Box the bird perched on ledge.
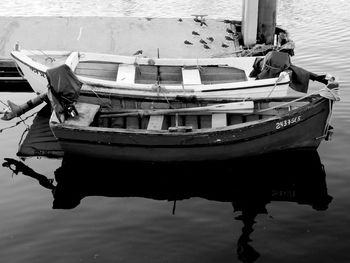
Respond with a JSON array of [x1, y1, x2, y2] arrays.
[[192, 14, 208, 27], [223, 19, 234, 24], [184, 40, 193, 45], [226, 28, 235, 34], [133, 50, 143, 56], [203, 44, 210, 49], [222, 43, 229, 48], [199, 20, 208, 27], [225, 36, 235, 41], [207, 37, 214, 42]]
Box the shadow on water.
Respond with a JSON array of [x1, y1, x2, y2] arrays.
[[2, 150, 332, 263]]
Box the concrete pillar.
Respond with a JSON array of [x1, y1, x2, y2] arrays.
[[242, 0, 278, 46], [257, 0, 277, 45], [242, 0, 259, 47]]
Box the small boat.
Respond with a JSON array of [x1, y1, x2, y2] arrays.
[[48, 76, 339, 161], [11, 49, 302, 99]]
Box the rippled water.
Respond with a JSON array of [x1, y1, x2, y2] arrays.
[[0, 0, 242, 18], [1, 0, 350, 262]]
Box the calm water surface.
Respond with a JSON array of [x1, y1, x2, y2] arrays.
[[1, 0, 350, 262]]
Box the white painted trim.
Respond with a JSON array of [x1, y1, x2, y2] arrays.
[[65, 51, 80, 71]]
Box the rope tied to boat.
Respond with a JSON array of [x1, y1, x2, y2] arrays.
[[267, 71, 289, 98], [319, 81, 340, 101], [151, 83, 171, 106], [0, 99, 9, 108], [26, 49, 56, 64], [81, 84, 112, 109], [151, 83, 169, 94], [316, 77, 339, 140], [0, 110, 38, 134], [257, 82, 340, 114]]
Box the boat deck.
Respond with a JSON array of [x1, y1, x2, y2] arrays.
[[80, 98, 310, 131], [75, 62, 248, 84]]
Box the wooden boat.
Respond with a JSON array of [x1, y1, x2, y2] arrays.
[[48, 84, 339, 162], [11, 49, 297, 99]]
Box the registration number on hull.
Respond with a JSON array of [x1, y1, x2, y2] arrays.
[[30, 66, 46, 78], [276, 116, 301, 130]]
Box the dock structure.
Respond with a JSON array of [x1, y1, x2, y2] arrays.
[[0, 0, 280, 60], [242, 0, 278, 46], [0, 16, 242, 59]]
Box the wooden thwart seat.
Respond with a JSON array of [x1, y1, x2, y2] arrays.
[[116, 64, 136, 84], [212, 113, 227, 128], [182, 68, 201, 85], [147, 115, 164, 130]]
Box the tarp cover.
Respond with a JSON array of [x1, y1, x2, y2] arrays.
[[249, 51, 314, 93], [46, 64, 82, 120]]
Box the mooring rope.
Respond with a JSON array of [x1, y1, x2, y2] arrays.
[[150, 83, 172, 107], [257, 85, 340, 114], [0, 99, 8, 108], [159, 87, 171, 107], [25, 49, 56, 65], [85, 85, 112, 109], [266, 72, 289, 98], [0, 110, 39, 134], [319, 85, 340, 101]]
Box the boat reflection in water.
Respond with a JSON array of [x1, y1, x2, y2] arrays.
[[3, 150, 332, 263]]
